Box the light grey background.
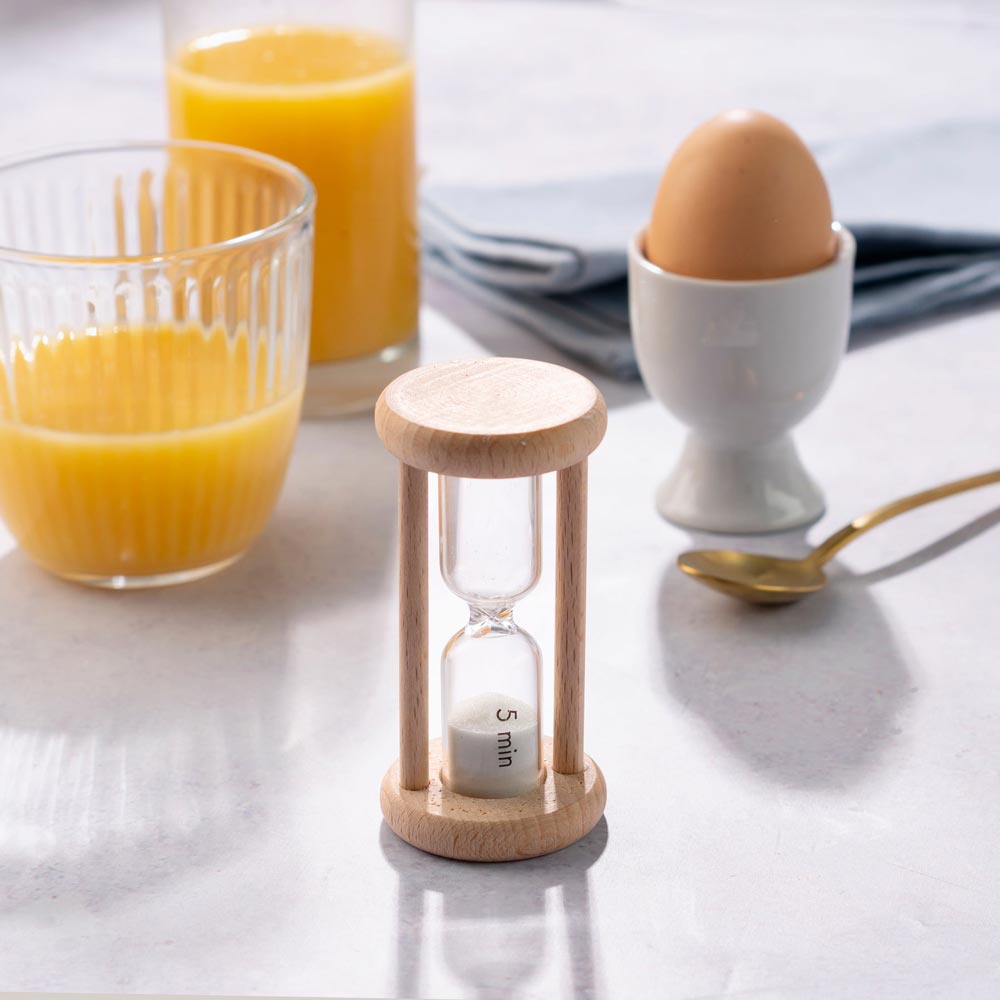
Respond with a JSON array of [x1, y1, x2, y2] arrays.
[[1, 2, 1000, 998]]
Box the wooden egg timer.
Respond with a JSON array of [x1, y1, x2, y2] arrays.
[[375, 357, 608, 862]]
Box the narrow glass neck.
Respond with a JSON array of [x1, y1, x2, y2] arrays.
[[466, 604, 517, 633]]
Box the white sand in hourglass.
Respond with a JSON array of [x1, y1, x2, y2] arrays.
[[445, 692, 540, 798]]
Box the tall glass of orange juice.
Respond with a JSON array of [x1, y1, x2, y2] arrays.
[[0, 142, 315, 588], [164, 0, 418, 417]]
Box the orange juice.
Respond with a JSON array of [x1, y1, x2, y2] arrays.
[[167, 26, 419, 365], [0, 325, 301, 583]]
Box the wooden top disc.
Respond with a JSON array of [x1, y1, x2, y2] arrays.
[[375, 358, 607, 478]]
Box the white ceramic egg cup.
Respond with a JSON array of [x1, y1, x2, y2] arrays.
[[629, 224, 855, 534]]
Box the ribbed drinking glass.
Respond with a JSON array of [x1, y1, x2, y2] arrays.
[[0, 141, 315, 588]]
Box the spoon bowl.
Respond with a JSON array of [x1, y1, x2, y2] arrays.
[[677, 550, 828, 604]]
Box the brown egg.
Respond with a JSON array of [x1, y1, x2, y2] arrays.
[[646, 109, 838, 280]]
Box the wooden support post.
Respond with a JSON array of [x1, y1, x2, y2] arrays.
[[398, 461, 429, 790], [554, 458, 587, 775]]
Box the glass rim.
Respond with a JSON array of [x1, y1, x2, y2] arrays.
[[0, 139, 317, 268]]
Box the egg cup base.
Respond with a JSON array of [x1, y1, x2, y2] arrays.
[[657, 431, 826, 534]]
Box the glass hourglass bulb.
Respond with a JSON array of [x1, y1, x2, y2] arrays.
[[439, 474, 543, 798]]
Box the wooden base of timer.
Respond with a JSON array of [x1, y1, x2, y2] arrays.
[[375, 358, 609, 863], [381, 738, 606, 862]]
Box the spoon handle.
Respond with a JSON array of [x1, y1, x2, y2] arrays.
[[811, 469, 1000, 566]]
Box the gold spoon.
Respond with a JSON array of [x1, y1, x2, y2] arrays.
[[677, 469, 1000, 605]]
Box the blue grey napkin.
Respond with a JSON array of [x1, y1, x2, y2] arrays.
[[421, 122, 1000, 379]]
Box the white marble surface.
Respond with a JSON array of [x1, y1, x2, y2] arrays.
[[2, 2, 1000, 998]]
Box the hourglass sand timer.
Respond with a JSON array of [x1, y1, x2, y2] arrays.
[[376, 358, 607, 862]]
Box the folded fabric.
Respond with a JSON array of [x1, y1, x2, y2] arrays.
[[420, 174, 653, 295], [421, 121, 1000, 378]]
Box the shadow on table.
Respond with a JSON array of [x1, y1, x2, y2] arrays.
[[658, 497, 1000, 788], [0, 416, 396, 915], [843, 503, 1000, 587], [656, 529, 914, 790], [380, 818, 608, 1000]]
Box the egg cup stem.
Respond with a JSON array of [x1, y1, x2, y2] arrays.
[[657, 431, 825, 534]]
